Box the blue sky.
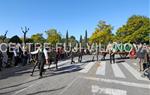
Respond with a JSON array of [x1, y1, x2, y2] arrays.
[[0, 0, 149, 40]]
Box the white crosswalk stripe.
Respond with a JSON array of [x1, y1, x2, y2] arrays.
[[96, 61, 106, 75], [121, 62, 148, 81], [111, 63, 126, 78], [78, 60, 148, 81], [79, 62, 95, 73]]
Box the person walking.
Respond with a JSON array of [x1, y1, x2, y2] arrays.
[[13, 47, 19, 66], [71, 47, 75, 64], [30, 46, 48, 79], [107, 42, 116, 64], [137, 43, 148, 72], [0, 51, 3, 71], [78, 48, 83, 63]]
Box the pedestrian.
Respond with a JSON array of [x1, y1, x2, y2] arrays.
[[71, 47, 75, 64], [2, 52, 8, 68], [13, 47, 19, 66], [55, 48, 59, 69], [78, 48, 83, 63], [22, 51, 28, 66], [107, 42, 116, 64], [137, 43, 148, 72], [142, 44, 149, 70], [96, 46, 99, 61], [0, 50, 3, 71], [30, 45, 48, 79]]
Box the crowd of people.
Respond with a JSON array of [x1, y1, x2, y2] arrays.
[[0, 42, 150, 79]]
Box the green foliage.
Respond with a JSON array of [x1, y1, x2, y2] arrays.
[[89, 20, 113, 44], [116, 15, 150, 43], [69, 35, 77, 47], [66, 30, 69, 45], [31, 33, 45, 43], [80, 35, 82, 43], [85, 30, 88, 43], [0, 31, 9, 43], [45, 29, 61, 44], [9, 35, 22, 43], [21, 37, 34, 43]]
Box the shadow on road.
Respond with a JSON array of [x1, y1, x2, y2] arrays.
[[0, 87, 27, 95], [45, 64, 82, 77], [26, 86, 66, 95], [0, 78, 39, 91], [0, 64, 34, 80]]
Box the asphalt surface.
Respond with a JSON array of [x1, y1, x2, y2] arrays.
[[0, 55, 150, 95]]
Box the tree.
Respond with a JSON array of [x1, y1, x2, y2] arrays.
[[85, 30, 88, 43], [82, 30, 88, 48], [69, 35, 77, 47], [89, 20, 113, 44], [80, 35, 82, 43], [9, 35, 22, 43], [31, 33, 45, 43], [45, 29, 61, 44], [116, 15, 150, 43], [21, 26, 29, 44], [66, 30, 69, 46], [0, 30, 8, 43]]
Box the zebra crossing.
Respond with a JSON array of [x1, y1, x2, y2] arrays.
[[96, 61, 106, 76], [111, 63, 126, 78], [79, 62, 95, 73], [78, 61, 149, 81]]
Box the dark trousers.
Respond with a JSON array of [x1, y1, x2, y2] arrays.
[[0, 59, 2, 71], [110, 54, 115, 64], [78, 55, 82, 62], [31, 61, 39, 76], [22, 58, 28, 66], [54, 59, 58, 69], [101, 53, 106, 60], [39, 61, 45, 77], [96, 54, 99, 61], [14, 56, 19, 66], [71, 55, 75, 64], [48, 58, 58, 70]]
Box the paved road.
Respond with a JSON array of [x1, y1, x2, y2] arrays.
[[0, 55, 150, 95]]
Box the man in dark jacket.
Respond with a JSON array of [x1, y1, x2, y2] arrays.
[[0, 51, 3, 71], [30, 46, 48, 79]]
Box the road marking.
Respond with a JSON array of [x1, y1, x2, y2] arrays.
[[121, 62, 148, 81], [96, 61, 106, 75], [92, 85, 127, 95], [83, 76, 150, 89], [111, 63, 126, 78], [79, 62, 95, 73]]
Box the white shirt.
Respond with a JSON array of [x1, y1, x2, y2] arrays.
[[31, 48, 48, 60], [13, 49, 17, 57]]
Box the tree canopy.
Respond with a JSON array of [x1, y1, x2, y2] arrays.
[[45, 29, 61, 44], [116, 15, 150, 43], [89, 21, 113, 44], [31, 33, 45, 43]]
